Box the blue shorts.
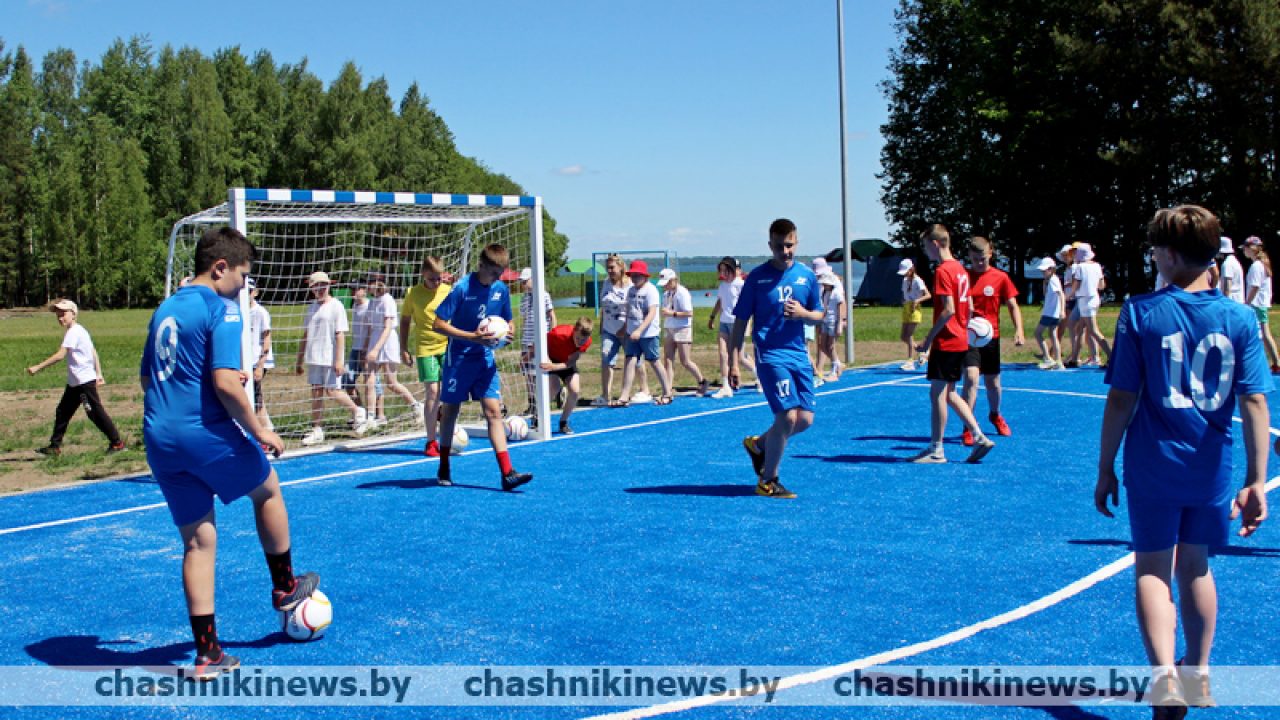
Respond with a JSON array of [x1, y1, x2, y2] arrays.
[[601, 330, 625, 366], [1126, 491, 1232, 552], [625, 335, 661, 361], [755, 360, 817, 415], [151, 435, 272, 527], [719, 321, 734, 336], [1038, 316, 1060, 329], [441, 357, 501, 403]]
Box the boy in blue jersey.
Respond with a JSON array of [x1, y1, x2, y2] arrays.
[[1096, 206, 1269, 716], [728, 219, 824, 499], [432, 243, 532, 491], [140, 228, 319, 680]]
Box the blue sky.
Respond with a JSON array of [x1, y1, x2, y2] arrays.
[[9, 0, 901, 260]]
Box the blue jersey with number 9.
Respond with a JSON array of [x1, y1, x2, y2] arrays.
[[1106, 286, 1271, 504]]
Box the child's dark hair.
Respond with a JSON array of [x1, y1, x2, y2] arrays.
[[921, 224, 951, 248], [1147, 205, 1220, 267], [480, 244, 510, 269], [769, 219, 796, 240], [195, 227, 258, 274]]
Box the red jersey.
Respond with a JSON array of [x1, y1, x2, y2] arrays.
[[932, 258, 970, 352], [546, 324, 592, 363], [967, 267, 1018, 338]]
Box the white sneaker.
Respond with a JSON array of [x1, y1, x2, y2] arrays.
[[916, 354, 928, 367], [899, 361, 916, 371], [371, 416, 388, 429], [813, 376, 826, 387], [351, 408, 369, 437], [711, 386, 733, 399], [411, 402, 425, 425], [590, 395, 609, 407], [300, 427, 325, 446], [631, 392, 653, 404], [908, 448, 947, 464], [831, 360, 843, 377], [1038, 360, 1056, 370]]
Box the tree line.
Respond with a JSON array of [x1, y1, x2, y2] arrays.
[[880, 0, 1280, 296], [0, 36, 569, 309]]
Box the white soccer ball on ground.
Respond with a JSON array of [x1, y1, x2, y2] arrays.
[[282, 589, 332, 641], [451, 426, 469, 454], [967, 316, 994, 348], [504, 415, 529, 441], [478, 316, 510, 348]]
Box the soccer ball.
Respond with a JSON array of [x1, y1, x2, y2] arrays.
[[282, 590, 332, 641], [967, 316, 994, 348], [504, 415, 529, 441], [451, 427, 469, 455], [479, 316, 510, 348]]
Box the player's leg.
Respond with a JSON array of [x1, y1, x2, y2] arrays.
[[382, 362, 416, 405], [662, 333, 677, 388], [521, 345, 537, 414], [177, 510, 228, 675], [677, 338, 706, 392], [436, 402, 461, 483], [1174, 543, 1216, 670], [1034, 322, 1049, 360], [246, 469, 320, 609], [762, 408, 815, 484], [1134, 548, 1181, 672], [77, 382, 123, 447], [616, 348, 638, 405], [45, 384, 80, 451], [648, 338, 673, 401], [599, 331, 618, 404], [482, 384, 532, 490], [560, 371, 581, 432], [1260, 311, 1280, 367], [945, 377, 995, 462], [1049, 324, 1062, 366], [420, 355, 443, 454]]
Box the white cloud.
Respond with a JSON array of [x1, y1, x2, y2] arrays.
[[28, 0, 69, 16], [554, 164, 586, 176]]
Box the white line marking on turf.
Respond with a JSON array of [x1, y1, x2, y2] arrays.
[[583, 473, 1280, 720], [0, 374, 920, 536]]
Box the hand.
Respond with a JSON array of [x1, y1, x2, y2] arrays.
[[238, 371, 248, 386], [1014, 331, 1026, 347], [728, 364, 740, 390], [630, 330, 641, 341], [26, 366, 37, 376], [707, 319, 715, 330], [1231, 483, 1268, 537], [401, 351, 412, 365], [915, 341, 930, 353], [366, 351, 377, 365], [539, 362, 556, 372], [1094, 467, 1120, 518], [258, 430, 285, 459], [96, 377, 105, 387], [661, 308, 673, 317], [783, 298, 802, 319], [295, 362, 303, 376], [333, 362, 345, 376], [253, 367, 265, 382]]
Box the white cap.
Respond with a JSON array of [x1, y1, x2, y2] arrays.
[[1075, 243, 1094, 262], [1035, 257, 1056, 272], [1055, 244, 1074, 262], [896, 258, 914, 275], [812, 257, 831, 275], [246, 276, 257, 291], [518, 267, 532, 282], [306, 271, 331, 287], [51, 298, 78, 314], [1219, 236, 1234, 254], [657, 268, 678, 284], [819, 272, 839, 286]]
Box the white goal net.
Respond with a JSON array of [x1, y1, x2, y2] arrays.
[[166, 188, 551, 452]]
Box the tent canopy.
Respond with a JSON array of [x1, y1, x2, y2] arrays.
[[824, 238, 897, 263], [564, 258, 606, 275]]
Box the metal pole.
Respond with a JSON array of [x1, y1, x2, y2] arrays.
[[837, 0, 855, 365]]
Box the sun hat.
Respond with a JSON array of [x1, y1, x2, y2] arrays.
[[1035, 257, 1056, 272], [626, 260, 650, 277], [896, 258, 914, 275], [307, 271, 332, 287], [1219, 236, 1234, 254], [51, 299, 78, 314]]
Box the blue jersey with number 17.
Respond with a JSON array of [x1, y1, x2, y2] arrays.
[[1106, 286, 1271, 505], [140, 285, 252, 471], [733, 260, 821, 369]]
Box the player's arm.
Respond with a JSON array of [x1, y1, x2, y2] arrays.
[[254, 329, 271, 380], [368, 315, 393, 363], [708, 299, 721, 329], [295, 327, 308, 374], [399, 316, 412, 365], [916, 284, 931, 306], [93, 348, 106, 385], [333, 330, 345, 375], [213, 368, 283, 456], [727, 315, 750, 384], [432, 317, 489, 344], [634, 304, 658, 340], [1005, 297, 1025, 346], [1233, 392, 1270, 537], [1094, 387, 1138, 518], [26, 346, 67, 375], [918, 294, 954, 352]]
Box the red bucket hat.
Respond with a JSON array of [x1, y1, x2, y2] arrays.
[[626, 260, 650, 277]]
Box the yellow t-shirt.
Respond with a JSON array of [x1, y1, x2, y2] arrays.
[[402, 282, 452, 357]]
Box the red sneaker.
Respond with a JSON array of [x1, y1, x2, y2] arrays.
[[991, 415, 1012, 437], [961, 428, 974, 447], [424, 440, 440, 457]]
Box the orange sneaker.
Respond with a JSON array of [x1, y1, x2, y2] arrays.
[[424, 440, 441, 457], [991, 415, 1012, 437], [961, 429, 974, 446]]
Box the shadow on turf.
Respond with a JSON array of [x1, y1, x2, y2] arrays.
[[625, 484, 758, 497], [356, 478, 518, 493], [1069, 539, 1280, 558], [794, 453, 903, 464], [25, 633, 291, 670]]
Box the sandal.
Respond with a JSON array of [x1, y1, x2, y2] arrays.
[[697, 379, 710, 397], [655, 395, 674, 406], [609, 398, 630, 408]]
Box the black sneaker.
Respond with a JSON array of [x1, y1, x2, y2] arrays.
[[107, 441, 126, 454], [501, 470, 533, 491], [742, 436, 765, 477], [35, 445, 61, 457], [558, 422, 574, 435], [436, 465, 452, 486], [192, 651, 240, 681], [271, 571, 320, 612], [755, 478, 796, 499]]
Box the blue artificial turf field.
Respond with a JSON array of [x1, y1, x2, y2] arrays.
[[1, 363, 1277, 719]]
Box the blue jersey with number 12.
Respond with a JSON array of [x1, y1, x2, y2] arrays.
[[733, 260, 821, 369], [1106, 286, 1271, 504], [140, 285, 250, 470]]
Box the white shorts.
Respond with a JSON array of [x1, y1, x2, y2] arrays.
[[667, 327, 693, 344], [1078, 297, 1101, 318], [307, 364, 342, 390]]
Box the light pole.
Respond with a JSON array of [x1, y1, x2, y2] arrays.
[[836, 0, 855, 364]]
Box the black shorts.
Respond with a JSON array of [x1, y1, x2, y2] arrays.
[[926, 349, 966, 382], [963, 340, 1002, 375], [550, 366, 578, 383]]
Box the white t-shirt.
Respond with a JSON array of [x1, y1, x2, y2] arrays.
[[716, 277, 744, 324], [1220, 255, 1245, 303], [304, 297, 349, 366], [1041, 275, 1064, 320], [520, 290, 554, 345], [371, 293, 400, 363], [351, 299, 377, 355], [1247, 260, 1272, 308], [250, 302, 274, 369], [1064, 264, 1079, 299], [663, 286, 694, 330], [600, 281, 629, 335], [625, 281, 662, 338], [1075, 261, 1104, 300], [821, 283, 846, 325], [61, 323, 98, 386], [902, 275, 928, 303]]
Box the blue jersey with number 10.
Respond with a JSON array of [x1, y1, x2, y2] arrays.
[[140, 285, 250, 470], [732, 260, 821, 369], [1106, 286, 1271, 504]]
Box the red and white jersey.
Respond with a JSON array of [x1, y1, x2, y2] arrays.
[[932, 259, 970, 352], [968, 267, 1018, 338]]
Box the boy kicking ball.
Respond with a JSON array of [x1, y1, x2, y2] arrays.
[[432, 244, 533, 491], [141, 227, 319, 679], [1096, 205, 1269, 718]]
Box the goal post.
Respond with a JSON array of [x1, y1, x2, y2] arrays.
[[166, 188, 553, 452]]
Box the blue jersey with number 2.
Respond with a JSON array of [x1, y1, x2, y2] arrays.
[[733, 261, 821, 369], [1106, 286, 1271, 504], [140, 285, 249, 470], [435, 274, 512, 366]]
